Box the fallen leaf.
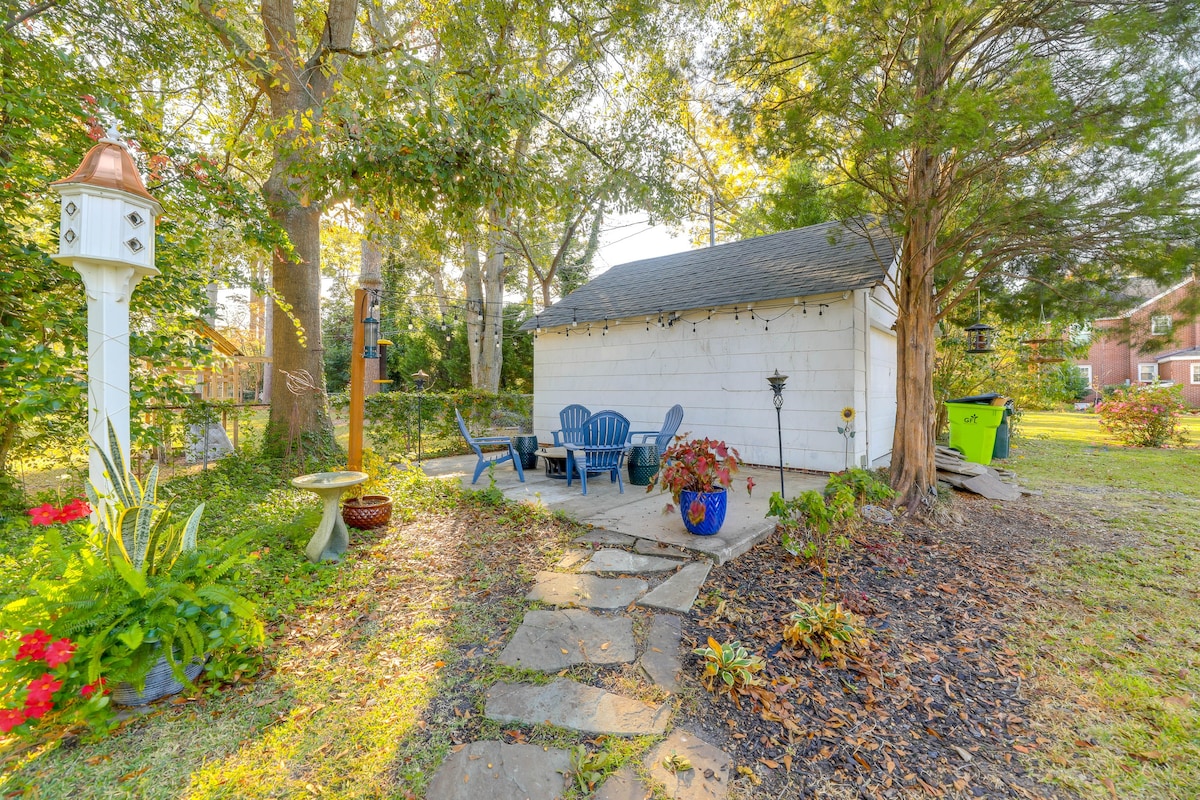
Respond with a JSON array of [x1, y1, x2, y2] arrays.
[[1101, 777, 1117, 799], [600, 642, 610, 651], [1163, 696, 1190, 710], [759, 758, 779, 769]]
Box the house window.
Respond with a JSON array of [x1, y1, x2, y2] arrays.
[[1138, 363, 1158, 383], [1151, 315, 1172, 335], [1077, 365, 1093, 386], [1192, 363, 1200, 385]]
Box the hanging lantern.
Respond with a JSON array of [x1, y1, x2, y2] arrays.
[[965, 321, 995, 353]]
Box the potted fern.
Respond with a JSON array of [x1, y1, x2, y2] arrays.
[[12, 423, 262, 706]]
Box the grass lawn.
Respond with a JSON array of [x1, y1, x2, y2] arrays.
[[1009, 411, 1200, 799]]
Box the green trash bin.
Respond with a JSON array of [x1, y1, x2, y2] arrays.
[[944, 401, 1007, 465], [992, 404, 1014, 460]]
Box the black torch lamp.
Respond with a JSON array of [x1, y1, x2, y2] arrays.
[[413, 369, 430, 466], [767, 369, 788, 499]]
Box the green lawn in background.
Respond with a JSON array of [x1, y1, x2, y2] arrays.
[[1006, 412, 1200, 800]]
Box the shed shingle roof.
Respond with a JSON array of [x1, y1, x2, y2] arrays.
[[521, 218, 896, 331]]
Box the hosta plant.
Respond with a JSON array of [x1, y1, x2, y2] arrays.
[[694, 636, 764, 695], [783, 599, 870, 668]]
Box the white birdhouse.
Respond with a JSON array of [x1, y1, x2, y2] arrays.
[[49, 133, 161, 497], [51, 134, 162, 275]]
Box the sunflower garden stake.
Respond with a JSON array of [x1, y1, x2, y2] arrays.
[[838, 407, 856, 470]]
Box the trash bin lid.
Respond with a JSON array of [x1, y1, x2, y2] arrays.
[[946, 393, 1004, 404]]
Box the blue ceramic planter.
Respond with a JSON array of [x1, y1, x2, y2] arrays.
[[679, 489, 727, 535]]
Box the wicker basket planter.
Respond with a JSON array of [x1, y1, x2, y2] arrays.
[[342, 495, 394, 529], [112, 654, 205, 706]]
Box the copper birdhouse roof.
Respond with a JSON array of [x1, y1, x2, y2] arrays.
[[51, 139, 157, 203]]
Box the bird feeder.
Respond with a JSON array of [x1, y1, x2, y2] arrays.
[[50, 132, 161, 494], [965, 321, 995, 353]]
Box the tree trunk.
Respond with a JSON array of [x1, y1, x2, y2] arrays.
[[263, 198, 335, 457], [463, 236, 485, 387], [889, 18, 945, 512], [478, 205, 507, 391]]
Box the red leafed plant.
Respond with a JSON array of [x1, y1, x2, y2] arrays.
[[650, 437, 755, 524]]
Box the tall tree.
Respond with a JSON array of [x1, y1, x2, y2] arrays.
[[728, 0, 1200, 511], [194, 0, 361, 456]]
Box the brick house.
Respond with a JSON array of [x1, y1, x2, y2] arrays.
[[1076, 277, 1200, 406]]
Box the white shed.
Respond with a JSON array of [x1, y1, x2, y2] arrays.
[[520, 219, 899, 473]]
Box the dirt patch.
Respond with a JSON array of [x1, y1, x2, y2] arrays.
[[676, 494, 1098, 800]]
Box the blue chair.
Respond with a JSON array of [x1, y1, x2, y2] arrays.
[[565, 410, 631, 495], [455, 409, 526, 485], [629, 404, 684, 452], [552, 404, 591, 446]]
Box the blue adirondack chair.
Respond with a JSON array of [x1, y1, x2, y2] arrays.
[[565, 410, 631, 495], [455, 408, 526, 485], [552, 404, 591, 446], [629, 404, 685, 452]]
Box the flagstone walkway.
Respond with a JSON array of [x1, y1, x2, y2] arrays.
[[425, 529, 734, 800]]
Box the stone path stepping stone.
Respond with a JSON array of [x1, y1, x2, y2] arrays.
[[637, 613, 682, 693], [486, 679, 670, 736], [594, 764, 651, 800], [425, 740, 570, 800], [634, 539, 692, 559], [637, 561, 712, 613], [644, 729, 732, 800], [574, 529, 637, 546], [499, 609, 634, 671], [554, 548, 593, 570], [580, 549, 682, 575], [528, 571, 648, 609]]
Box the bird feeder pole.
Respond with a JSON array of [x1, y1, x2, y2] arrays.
[[50, 131, 161, 495]]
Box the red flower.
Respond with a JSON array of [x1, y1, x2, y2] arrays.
[[15, 630, 50, 662], [56, 499, 91, 523], [22, 699, 52, 720], [80, 679, 105, 699], [0, 709, 26, 733], [26, 674, 62, 704], [43, 638, 75, 668], [27, 504, 59, 526]]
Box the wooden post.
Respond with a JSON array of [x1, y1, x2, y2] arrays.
[[349, 288, 367, 471]]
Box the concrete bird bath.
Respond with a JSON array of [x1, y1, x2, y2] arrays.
[[291, 471, 369, 563]]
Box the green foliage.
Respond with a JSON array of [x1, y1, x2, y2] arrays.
[[782, 599, 870, 668], [3, 429, 262, 707], [568, 744, 623, 793], [694, 636, 764, 696], [1097, 384, 1188, 448], [84, 422, 202, 576], [824, 468, 896, 508], [769, 489, 853, 572]]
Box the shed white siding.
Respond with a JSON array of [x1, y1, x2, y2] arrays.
[[532, 290, 896, 473]]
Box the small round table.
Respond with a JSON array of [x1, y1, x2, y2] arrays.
[[291, 471, 368, 563], [627, 444, 660, 486]]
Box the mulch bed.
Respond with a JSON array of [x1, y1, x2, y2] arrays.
[[676, 494, 1079, 800]]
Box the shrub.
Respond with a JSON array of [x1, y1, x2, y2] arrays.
[[694, 636, 764, 695], [783, 599, 870, 668], [1096, 384, 1188, 447], [769, 489, 855, 572], [824, 468, 895, 507]]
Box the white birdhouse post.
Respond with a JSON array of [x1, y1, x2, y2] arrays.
[[50, 134, 161, 495]]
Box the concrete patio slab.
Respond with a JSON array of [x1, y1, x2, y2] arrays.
[[420, 454, 827, 564]]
